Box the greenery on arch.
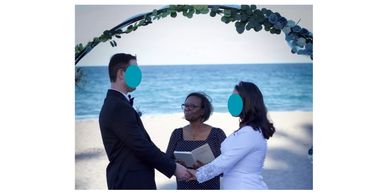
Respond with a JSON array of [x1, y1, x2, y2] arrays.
[[75, 5, 313, 83]]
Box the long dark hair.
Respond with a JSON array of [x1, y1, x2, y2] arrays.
[[235, 81, 275, 139]]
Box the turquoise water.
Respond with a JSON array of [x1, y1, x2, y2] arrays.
[[75, 63, 312, 119]]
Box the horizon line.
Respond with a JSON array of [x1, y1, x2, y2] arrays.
[[77, 62, 313, 67]]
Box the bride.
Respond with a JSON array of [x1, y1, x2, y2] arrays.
[[187, 81, 276, 189]]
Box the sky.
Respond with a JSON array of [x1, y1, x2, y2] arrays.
[[75, 5, 313, 66]]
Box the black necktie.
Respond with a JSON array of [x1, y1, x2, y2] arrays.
[[128, 95, 141, 116]]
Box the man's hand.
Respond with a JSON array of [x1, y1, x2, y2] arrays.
[[186, 169, 197, 181], [174, 163, 191, 181]]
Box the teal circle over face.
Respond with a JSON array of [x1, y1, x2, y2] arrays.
[[125, 65, 142, 88], [228, 93, 243, 117]]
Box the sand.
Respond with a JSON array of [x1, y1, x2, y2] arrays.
[[75, 112, 313, 189]]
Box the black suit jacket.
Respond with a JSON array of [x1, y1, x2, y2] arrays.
[[99, 90, 176, 189]]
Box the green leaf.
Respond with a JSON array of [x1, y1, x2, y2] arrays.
[[193, 5, 202, 10], [103, 30, 111, 37], [169, 5, 177, 10], [201, 8, 209, 14], [211, 6, 219, 12], [236, 26, 245, 34], [126, 25, 134, 33], [221, 16, 229, 23], [263, 20, 272, 28], [235, 21, 247, 33], [246, 18, 259, 31], [193, 5, 208, 14], [240, 12, 248, 22], [254, 25, 263, 32], [99, 34, 109, 42], [245, 7, 253, 15], [254, 10, 265, 23], [246, 23, 253, 31], [263, 8, 273, 17], [188, 8, 195, 16], [138, 19, 145, 26], [241, 5, 250, 11], [170, 11, 177, 18], [234, 13, 241, 20], [224, 9, 231, 17], [161, 11, 169, 18], [183, 5, 191, 11], [152, 9, 158, 17], [270, 28, 281, 34], [175, 5, 185, 12]]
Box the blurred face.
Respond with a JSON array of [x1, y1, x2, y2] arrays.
[[119, 59, 137, 93], [183, 96, 204, 122]]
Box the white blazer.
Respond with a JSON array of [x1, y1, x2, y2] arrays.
[[197, 126, 268, 189]]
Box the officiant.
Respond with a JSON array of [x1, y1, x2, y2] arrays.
[[166, 92, 226, 190]]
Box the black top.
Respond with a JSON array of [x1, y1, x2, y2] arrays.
[[99, 90, 176, 189], [166, 127, 227, 190]]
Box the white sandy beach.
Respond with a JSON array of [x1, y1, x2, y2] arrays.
[[75, 111, 313, 189]]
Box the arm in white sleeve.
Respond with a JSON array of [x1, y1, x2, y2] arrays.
[[196, 128, 256, 183]]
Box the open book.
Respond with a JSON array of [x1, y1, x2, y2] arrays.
[[173, 143, 215, 168]]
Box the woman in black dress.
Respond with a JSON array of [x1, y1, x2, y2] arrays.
[[166, 92, 226, 190]]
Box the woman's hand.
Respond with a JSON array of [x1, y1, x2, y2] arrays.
[[192, 160, 205, 170], [186, 169, 197, 181]]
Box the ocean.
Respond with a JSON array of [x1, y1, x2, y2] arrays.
[[75, 63, 312, 120]]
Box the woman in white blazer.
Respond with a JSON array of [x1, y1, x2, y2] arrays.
[[187, 81, 276, 189]]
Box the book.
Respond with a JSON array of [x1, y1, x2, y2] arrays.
[[173, 143, 215, 168]]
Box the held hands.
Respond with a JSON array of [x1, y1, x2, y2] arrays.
[[174, 162, 200, 182], [186, 169, 197, 181], [174, 160, 204, 181], [175, 163, 193, 181]]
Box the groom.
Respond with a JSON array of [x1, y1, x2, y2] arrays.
[[99, 53, 189, 189]]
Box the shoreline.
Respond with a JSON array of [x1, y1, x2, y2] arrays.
[[75, 110, 313, 121]]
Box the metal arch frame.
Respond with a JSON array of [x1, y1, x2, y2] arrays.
[[75, 5, 241, 65]]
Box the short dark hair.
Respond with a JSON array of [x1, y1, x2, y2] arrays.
[[108, 53, 137, 82], [235, 81, 276, 139], [185, 92, 213, 122]]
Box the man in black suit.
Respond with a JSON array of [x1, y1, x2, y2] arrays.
[[99, 53, 189, 189]]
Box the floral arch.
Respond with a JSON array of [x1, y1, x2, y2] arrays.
[[75, 5, 313, 82]]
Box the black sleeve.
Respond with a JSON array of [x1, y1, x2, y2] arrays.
[[166, 129, 179, 160], [214, 128, 227, 157], [111, 105, 176, 178]]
